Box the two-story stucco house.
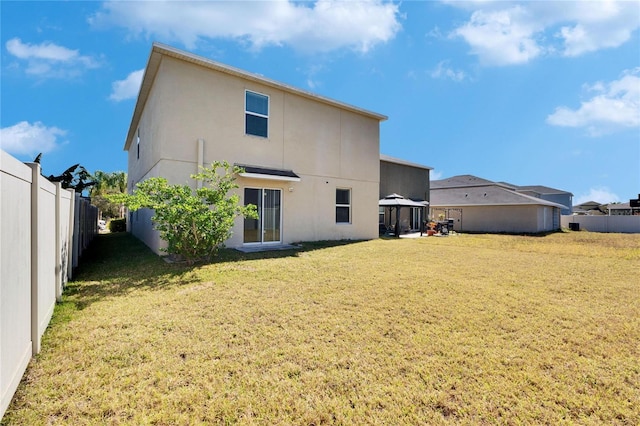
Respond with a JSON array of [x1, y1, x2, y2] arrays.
[[124, 43, 387, 253]]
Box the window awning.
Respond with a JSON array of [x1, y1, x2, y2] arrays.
[[235, 164, 301, 182]]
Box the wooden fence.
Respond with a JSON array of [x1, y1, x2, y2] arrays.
[[1, 150, 98, 419]]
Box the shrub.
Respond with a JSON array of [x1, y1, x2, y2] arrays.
[[109, 161, 257, 263], [109, 218, 126, 233]]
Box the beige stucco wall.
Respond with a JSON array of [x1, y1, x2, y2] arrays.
[[430, 205, 558, 233], [127, 56, 381, 252]]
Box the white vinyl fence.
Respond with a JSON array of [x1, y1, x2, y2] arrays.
[[562, 215, 640, 233], [1, 150, 98, 419]]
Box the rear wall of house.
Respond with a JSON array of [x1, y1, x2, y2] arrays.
[[127, 56, 380, 252]]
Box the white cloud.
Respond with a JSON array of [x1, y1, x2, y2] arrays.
[[430, 60, 466, 81], [5, 38, 101, 78], [448, 1, 640, 66], [452, 6, 543, 66], [547, 68, 640, 136], [556, 1, 640, 57], [575, 186, 620, 205], [430, 170, 443, 181], [109, 69, 144, 101], [89, 0, 401, 53], [0, 121, 67, 156]]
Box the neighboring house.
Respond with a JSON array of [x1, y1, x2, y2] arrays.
[[430, 175, 566, 233], [607, 202, 640, 215], [572, 201, 606, 215], [379, 155, 432, 233], [499, 182, 573, 215], [124, 43, 387, 253]]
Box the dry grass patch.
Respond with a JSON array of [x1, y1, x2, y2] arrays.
[[3, 232, 639, 425]]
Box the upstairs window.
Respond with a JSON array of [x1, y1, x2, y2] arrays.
[[336, 188, 351, 224], [136, 128, 140, 159], [245, 90, 269, 138]]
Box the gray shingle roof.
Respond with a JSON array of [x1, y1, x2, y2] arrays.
[[430, 175, 496, 189], [430, 184, 567, 208], [432, 175, 572, 208], [515, 185, 573, 196]]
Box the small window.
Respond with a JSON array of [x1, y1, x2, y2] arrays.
[[136, 128, 140, 160], [336, 188, 351, 224], [245, 90, 269, 138]]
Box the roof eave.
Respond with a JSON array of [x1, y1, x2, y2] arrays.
[[380, 154, 433, 170], [123, 47, 162, 151]]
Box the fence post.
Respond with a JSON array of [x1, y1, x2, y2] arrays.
[[27, 163, 41, 355], [55, 182, 63, 303], [67, 190, 75, 280], [72, 193, 80, 271]]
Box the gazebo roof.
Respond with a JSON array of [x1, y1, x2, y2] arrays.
[[379, 194, 428, 207]]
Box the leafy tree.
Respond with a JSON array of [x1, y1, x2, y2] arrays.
[[90, 171, 128, 219], [110, 162, 257, 263]]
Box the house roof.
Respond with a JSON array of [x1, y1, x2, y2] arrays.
[[124, 43, 388, 150], [512, 185, 573, 196], [434, 175, 573, 199], [574, 201, 602, 209], [430, 184, 568, 209], [431, 175, 497, 189], [380, 154, 433, 171], [608, 202, 632, 210]]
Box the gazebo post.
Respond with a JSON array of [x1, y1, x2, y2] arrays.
[[395, 206, 401, 237]]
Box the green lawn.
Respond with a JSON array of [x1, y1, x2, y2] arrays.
[[3, 231, 639, 425]]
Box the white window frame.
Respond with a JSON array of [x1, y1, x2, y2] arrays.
[[136, 128, 140, 160], [336, 188, 351, 224], [245, 90, 269, 138]]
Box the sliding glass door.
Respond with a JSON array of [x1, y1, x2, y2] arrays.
[[244, 188, 281, 244]]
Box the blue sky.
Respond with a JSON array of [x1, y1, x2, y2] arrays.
[[1, 1, 639, 205]]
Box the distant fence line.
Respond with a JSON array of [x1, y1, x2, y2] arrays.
[[561, 215, 640, 234], [1, 150, 98, 419]]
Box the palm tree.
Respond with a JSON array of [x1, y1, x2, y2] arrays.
[[109, 172, 127, 218], [90, 170, 110, 198], [90, 171, 128, 219]]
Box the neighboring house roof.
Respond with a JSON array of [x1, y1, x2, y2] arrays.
[[574, 201, 602, 210], [496, 181, 518, 190], [380, 154, 433, 171], [498, 182, 573, 196], [432, 175, 572, 210], [431, 175, 496, 189], [430, 185, 567, 209], [513, 185, 573, 196], [608, 202, 632, 210], [124, 42, 388, 150]]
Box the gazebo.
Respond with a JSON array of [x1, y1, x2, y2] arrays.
[[379, 193, 429, 236]]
